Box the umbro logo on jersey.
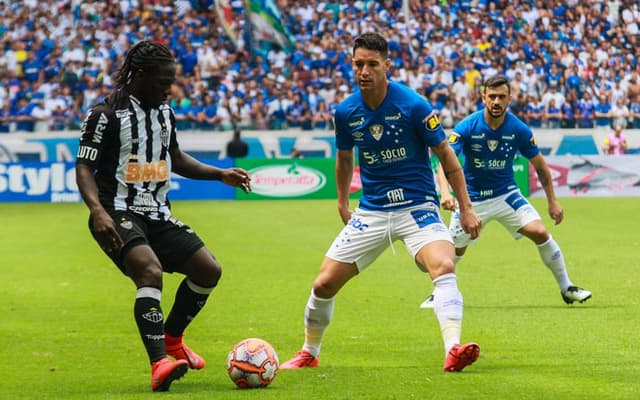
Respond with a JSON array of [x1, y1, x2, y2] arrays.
[[369, 124, 384, 141], [352, 131, 365, 141]]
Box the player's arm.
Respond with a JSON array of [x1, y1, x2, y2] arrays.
[[435, 162, 456, 211], [335, 148, 354, 225], [431, 139, 481, 239], [529, 153, 563, 225], [170, 146, 251, 193], [75, 106, 124, 253]]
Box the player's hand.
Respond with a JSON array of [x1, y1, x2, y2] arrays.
[[548, 200, 564, 225], [337, 202, 352, 225], [91, 209, 124, 253], [459, 208, 481, 240], [222, 168, 252, 193], [440, 192, 457, 211]]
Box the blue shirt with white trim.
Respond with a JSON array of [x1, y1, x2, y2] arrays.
[[334, 81, 445, 211], [448, 110, 539, 201]]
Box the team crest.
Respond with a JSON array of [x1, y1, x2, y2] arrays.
[[369, 124, 384, 141], [120, 219, 133, 230], [487, 139, 499, 152]]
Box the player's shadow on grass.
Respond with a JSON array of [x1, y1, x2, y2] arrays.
[[464, 304, 601, 309], [170, 381, 284, 394]]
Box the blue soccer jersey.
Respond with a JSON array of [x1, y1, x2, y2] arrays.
[[334, 81, 445, 211], [448, 110, 540, 201]]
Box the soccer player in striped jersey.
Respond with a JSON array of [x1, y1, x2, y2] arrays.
[[280, 32, 482, 373], [75, 40, 251, 392]]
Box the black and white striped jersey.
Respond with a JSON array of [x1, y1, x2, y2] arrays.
[[77, 95, 179, 221]]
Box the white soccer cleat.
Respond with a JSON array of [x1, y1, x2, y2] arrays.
[[561, 286, 592, 304], [419, 293, 435, 309]]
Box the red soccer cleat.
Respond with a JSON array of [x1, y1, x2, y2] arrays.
[[151, 358, 188, 392], [165, 334, 206, 370], [280, 350, 319, 369], [444, 342, 480, 372]]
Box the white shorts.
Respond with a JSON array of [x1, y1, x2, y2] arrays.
[[449, 189, 541, 248], [325, 203, 453, 271]]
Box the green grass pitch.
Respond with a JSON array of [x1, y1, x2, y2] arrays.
[[1, 198, 638, 399]]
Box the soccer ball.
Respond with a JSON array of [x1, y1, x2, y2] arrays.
[[227, 338, 279, 389]]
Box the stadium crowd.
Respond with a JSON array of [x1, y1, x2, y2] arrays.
[[2, 0, 640, 134]]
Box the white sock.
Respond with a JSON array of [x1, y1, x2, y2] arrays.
[[432, 273, 463, 354], [454, 255, 463, 265], [302, 289, 335, 357], [537, 236, 573, 290]]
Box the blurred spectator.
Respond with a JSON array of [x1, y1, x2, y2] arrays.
[[594, 94, 613, 128], [198, 94, 221, 131], [603, 124, 628, 155], [544, 98, 562, 129], [611, 97, 630, 129], [577, 92, 596, 129], [226, 128, 249, 158], [1, 0, 640, 133], [312, 98, 333, 130], [630, 94, 640, 129], [526, 94, 545, 128], [561, 91, 578, 129], [509, 92, 528, 123]]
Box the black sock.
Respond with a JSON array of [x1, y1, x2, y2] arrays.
[[164, 278, 212, 338], [134, 288, 165, 363]]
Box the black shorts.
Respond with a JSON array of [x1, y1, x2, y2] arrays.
[[89, 210, 205, 275]]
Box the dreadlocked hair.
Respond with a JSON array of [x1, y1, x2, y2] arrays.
[[107, 40, 175, 106]]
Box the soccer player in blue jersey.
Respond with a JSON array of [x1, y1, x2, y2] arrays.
[[280, 32, 482, 373], [420, 75, 591, 309]]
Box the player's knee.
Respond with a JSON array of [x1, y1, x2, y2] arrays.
[[185, 248, 222, 287], [430, 257, 456, 278], [523, 227, 549, 244], [194, 259, 221, 288], [128, 261, 163, 288], [312, 278, 340, 298], [207, 260, 222, 285]]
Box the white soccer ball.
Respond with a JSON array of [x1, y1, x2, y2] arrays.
[[227, 338, 279, 389]]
